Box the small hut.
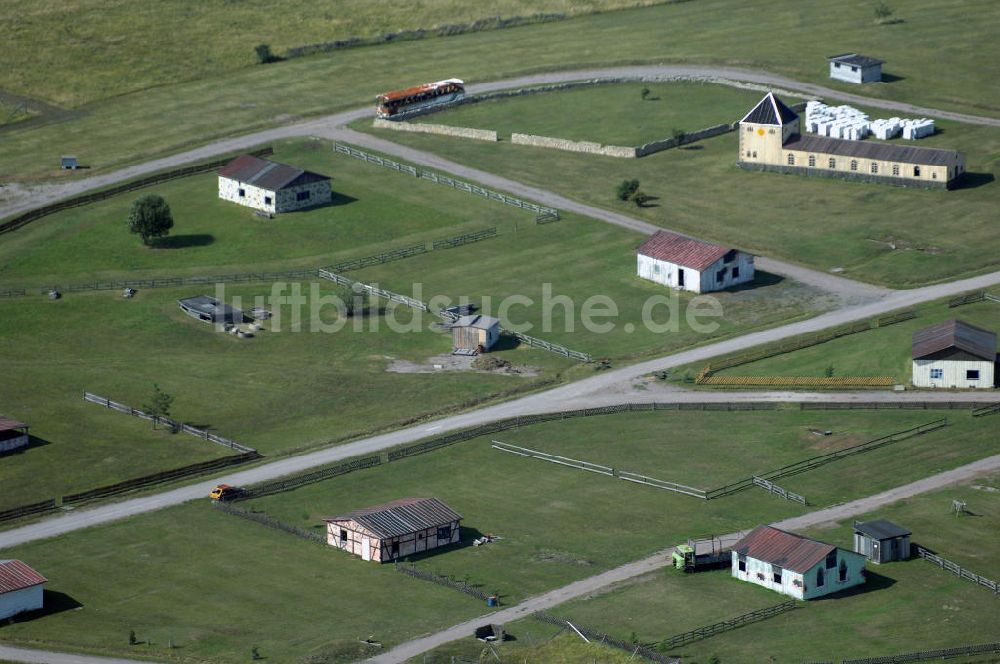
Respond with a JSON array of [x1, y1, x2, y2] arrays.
[[451, 314, 500, 354], [324, 497, 462, 563], [60, 155, 78, 170], [178, 295, 244, 325], [853, 519, 911, 564], [0, 417, 29, 454]]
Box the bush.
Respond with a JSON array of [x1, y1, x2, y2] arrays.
[[616, 179, 640, 201], [874, 1, 893, 20], [254, 44, 279, 64]]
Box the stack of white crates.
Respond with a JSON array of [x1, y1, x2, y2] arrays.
[[804, 101, 934, 141]]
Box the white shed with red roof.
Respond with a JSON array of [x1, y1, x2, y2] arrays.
[[0, 560, 46, 619], [636, 230, 754, 293]]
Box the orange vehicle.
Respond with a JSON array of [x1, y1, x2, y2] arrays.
[[209, 484, 244, 501]]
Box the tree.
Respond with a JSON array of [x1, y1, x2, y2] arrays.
[[142, 383, 174, 430], [874, 1, 893, 21], [672, 128, 686, 145], [127, 194, 173, 246], [336, 283, 370, 317], [616, 178, 640, 201], [640, 87, 651, 101], [254, 44, 277, 64], [824, 364, 836, 377], [633, 190, 650, 207]]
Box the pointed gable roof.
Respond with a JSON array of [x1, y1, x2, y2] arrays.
[[740, 92, 799, 126], [325, 498, 462, 539], [636, 230, 738, 271], [911, 319, 997, 361], [0, 560, 47, 594], [734, 526, 837, 573], [218, 155, 329, 191]]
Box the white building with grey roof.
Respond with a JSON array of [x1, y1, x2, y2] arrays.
[[218, 154, 332, 214], [828, 53, 883, 84], [324, 497, 462, 563]]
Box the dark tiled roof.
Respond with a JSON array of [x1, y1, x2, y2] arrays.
[[783, 134, 962, 167], [911, 319, 997, 361], [636, 230, 740, 271], [740, 92, 799, 126], [0, 560, 47, 594], [218, 155, 328, 191], [0, 416, 27, 432], [734, 526, 836, 573], [854, 519, 911, 540], [178, 295, 243, 324], [828, 53, 884, 68], [326, 498, 462, 539]]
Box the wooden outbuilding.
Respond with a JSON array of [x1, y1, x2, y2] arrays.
[[732, 526, 866, 600], [853, 519, 911, 564], [828, 53, 883, 84], [451, 314, 500, 353], [324, 497, 462, 563], [0, 417, 29, 454], [911, 319, 997, 388], [0, 560, 46, 620], [218, 154, 332, 214], [636, 230, 754, 293]]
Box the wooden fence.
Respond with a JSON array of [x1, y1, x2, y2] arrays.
[[841, 641, 1000, 664], [491, 440, 614, 476], [533, 613, 678, 664], [0, 147, 274, 236], [240, 455, 382, 499], [212, 501, 325, 544], [971, 402, 1000, 417], [617, 471, 707, 499], [948, 291, 986, 308], [511, 331, 592, 363], [333, 143, 560, 219], [395, 563, 492, 602], [752, 476, 806, 504], [914, 546, 999, 595], [656, 600, 797, 650], [801, 401, 983, 411], [83, 392, 257, 454], [0, 499, 59, 524], [431, 227, 497, 250], [328, 242, 428, 272]]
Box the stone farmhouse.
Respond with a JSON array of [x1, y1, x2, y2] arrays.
[[737, 92, 966, 189], [0, 560, 46, 620], [732, 526, 866, 600], [324, 497, 462, 563], [911, 319, 997, 389], [828, 53, 883, 84], [636, 230, 754, 293], [218, 154, 332, 214]]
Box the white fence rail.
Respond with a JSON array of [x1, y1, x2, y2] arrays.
[[618, 471, 707, 499], [491, 440, 613, 476], [317, 269, 428, 311], [752, 476, 807, 504], [915, 547, 999, 594], [83, 392, 257, 454]]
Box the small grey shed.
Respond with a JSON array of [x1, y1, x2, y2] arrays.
[[450, 314, 500, 353], [853, 519, 910, 564]]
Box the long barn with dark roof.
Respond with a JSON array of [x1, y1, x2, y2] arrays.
[[737, 92, 965, 189], [636, 230, 754, 293], [324, 497, 462, 563], [218, 154, 332, 213]]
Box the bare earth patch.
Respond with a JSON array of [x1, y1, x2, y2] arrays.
[[385, 354, 536, 376]]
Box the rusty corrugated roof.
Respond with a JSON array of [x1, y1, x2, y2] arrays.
[[376, 79, 463, 103], [0, 560, 46, 594], [325, 498, 462, 539], [911, 319, 997, 361], [218, 155, 328, 191], [636, 230, 739, 271], [0, 416, 27, 432], [783, 134, 962, 167], [733, 526, 835, 573]]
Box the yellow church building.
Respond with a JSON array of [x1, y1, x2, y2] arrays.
[[737, 93, 965, 190]]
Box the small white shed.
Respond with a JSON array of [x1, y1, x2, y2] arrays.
[[911, 319, 997, 389], [218, 154, 332, 214], [828, 54, 883, 84], [0, 560, 46, 620], [636, 230, 754, 293]]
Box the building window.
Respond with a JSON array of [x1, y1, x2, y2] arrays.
[[932, 172, 937, 179], [732, 266, 740, 279], [723, 250, 737, 263], [808, 155, 816, 167], [264, 196, 273, 205], [746, 151, 752, 158], [834, 63, 841, 69], [769, 128, 775, 135], [738, 554, 747, 572], [391, 541, 400, 557], [871, 162, 878, 174], [851, 66, 858, 72], [914, 166, 921, 177], [296, 190, 311, 201], [817, 567, 825, 587], [839, 560, 848, 582], [930, 368, 943, 379], [892, 164, 900, 176], [238, 188, 246, 198], [746, 126, 753, 133], [829, 157, 836, 169], [850, 160, 858, 171], [437, 525, 453, 541], [787, 154, 795, 165], [653, 263, 660, 274], [967, 370, 980, 381], [716, 269, 725, 284], [772, 565, 783, 584], [340, 529, 348, 543], [826, 551, 837, 569], [752, 151, 757, 158]]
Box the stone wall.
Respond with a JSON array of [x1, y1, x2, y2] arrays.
[[373, 118, 497, 142], [510, 133, 638, 158], [636, 123, 734, 157]]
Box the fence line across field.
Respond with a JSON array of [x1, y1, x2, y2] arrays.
[[491, 440, 613, 476], [914, 546, 999, 595], [656, 600, 797, 650], [333, 142, 559, 220], [841, 641, 1000, 664], [752, 476, 807, 504]]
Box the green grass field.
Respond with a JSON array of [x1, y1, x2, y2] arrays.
[[360, 89, 1000, 288], [424, 470, 1000, 663], [684, 296, 1000, 384], [2, 1, 1000, 182], [415, 82, 798, 146], [1, 408, 995, 662]]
